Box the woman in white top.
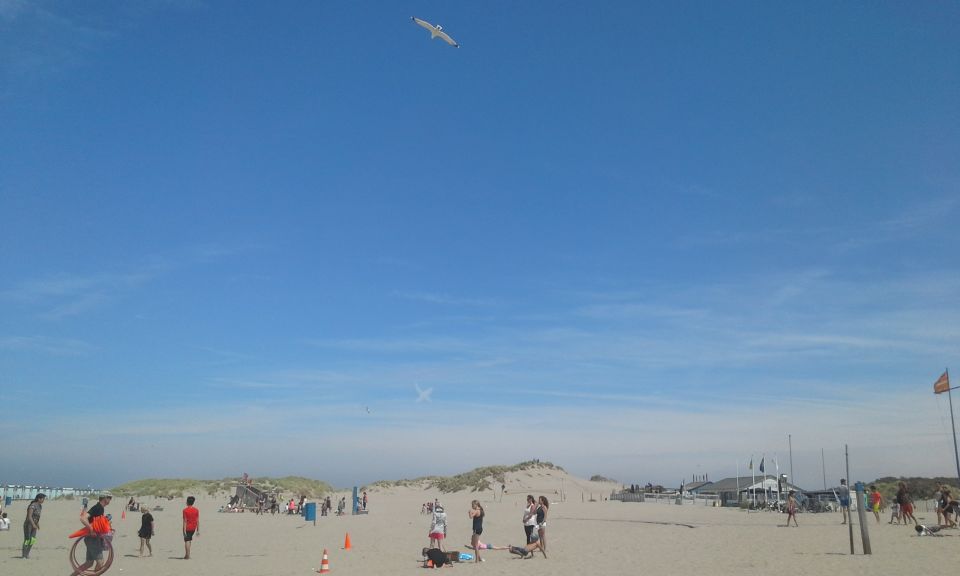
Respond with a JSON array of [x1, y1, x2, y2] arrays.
[[522, 495, 538, 544]]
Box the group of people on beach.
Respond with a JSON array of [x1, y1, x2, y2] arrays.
[[14, 492, 201, 573], [834, 478, 960, 531], [423, 494, 550, 567]]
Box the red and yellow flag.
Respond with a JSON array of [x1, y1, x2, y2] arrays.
[[934, 371, 950, 394]]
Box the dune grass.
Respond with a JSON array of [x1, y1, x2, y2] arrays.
[[367, 461, 564, 494], [112, 476, 334, 498]]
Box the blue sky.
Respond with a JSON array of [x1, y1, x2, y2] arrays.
[[1, 1, 958, 490]]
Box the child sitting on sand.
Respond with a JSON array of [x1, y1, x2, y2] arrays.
[[422, 547, 455, 568]]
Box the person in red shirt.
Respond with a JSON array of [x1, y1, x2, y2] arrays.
[[182, 496, 200, 559], [869, 486, 883, 524]]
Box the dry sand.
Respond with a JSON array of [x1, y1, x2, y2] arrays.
[[0, 468, 951, 576]]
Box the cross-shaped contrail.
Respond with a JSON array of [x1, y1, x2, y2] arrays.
[[415, 383, 433, 403]]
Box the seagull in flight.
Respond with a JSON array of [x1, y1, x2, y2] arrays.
[[415, 383, 433, 403], [411, 17, 459, 48]]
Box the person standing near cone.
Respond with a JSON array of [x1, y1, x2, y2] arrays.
[[21, 493, 45, 558]]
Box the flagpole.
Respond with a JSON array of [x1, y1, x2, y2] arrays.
[[946, 368, 960, 486], [759, 455, 765, 503], [788, 434, 794, 488], [751, 454, 756, 508], [775, 455, 780, 503], [736, 460, 740, 507]]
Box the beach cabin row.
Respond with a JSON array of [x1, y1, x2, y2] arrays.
[[2, 484, 99, 502]]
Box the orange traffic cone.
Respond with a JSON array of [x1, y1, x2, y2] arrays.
[[317, 548, 331, 574], [343, 533, 352, 550]]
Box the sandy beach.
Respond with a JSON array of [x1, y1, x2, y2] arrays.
[[0, 469, 951, 576]]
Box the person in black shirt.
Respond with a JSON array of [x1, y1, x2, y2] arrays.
[[422, 547, 454, 568], [468, 500, 484, 563], [71, 494, 112, 576], [138, 507, 155, 557]]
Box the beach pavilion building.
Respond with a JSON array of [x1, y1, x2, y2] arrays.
[[698, 475, 804, 507]]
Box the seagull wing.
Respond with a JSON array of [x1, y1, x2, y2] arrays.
[[411, 17, 436, 34], [411, 16, 459, 47], [434, 28, 459, 48]]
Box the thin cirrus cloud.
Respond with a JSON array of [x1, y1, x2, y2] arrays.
[[1, 271, 152, 320], [0, 335, 93, 355], [392, 290, 496, 307]]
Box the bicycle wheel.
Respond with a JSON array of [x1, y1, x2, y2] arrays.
[[69, 536, 114, 576]]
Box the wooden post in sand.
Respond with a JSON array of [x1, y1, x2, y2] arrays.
[[853, 480, 872, 555]]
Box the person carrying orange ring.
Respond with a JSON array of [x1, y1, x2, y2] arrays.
[[70, 494, 113, 576]]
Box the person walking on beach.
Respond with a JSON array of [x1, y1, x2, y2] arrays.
[[536, 496, 549, 557], [869, 485, 883, 523], [468, 500, 484, 563], [783, 490, 799, 527], [522, 495, 538, 545], [837, 479, 850, 525], [933, 486, 944, 526], [21, 492, 45, 558], [138, 505, 155, 557], [182, 496, 200, 559], [71, 493, 112, 576]]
